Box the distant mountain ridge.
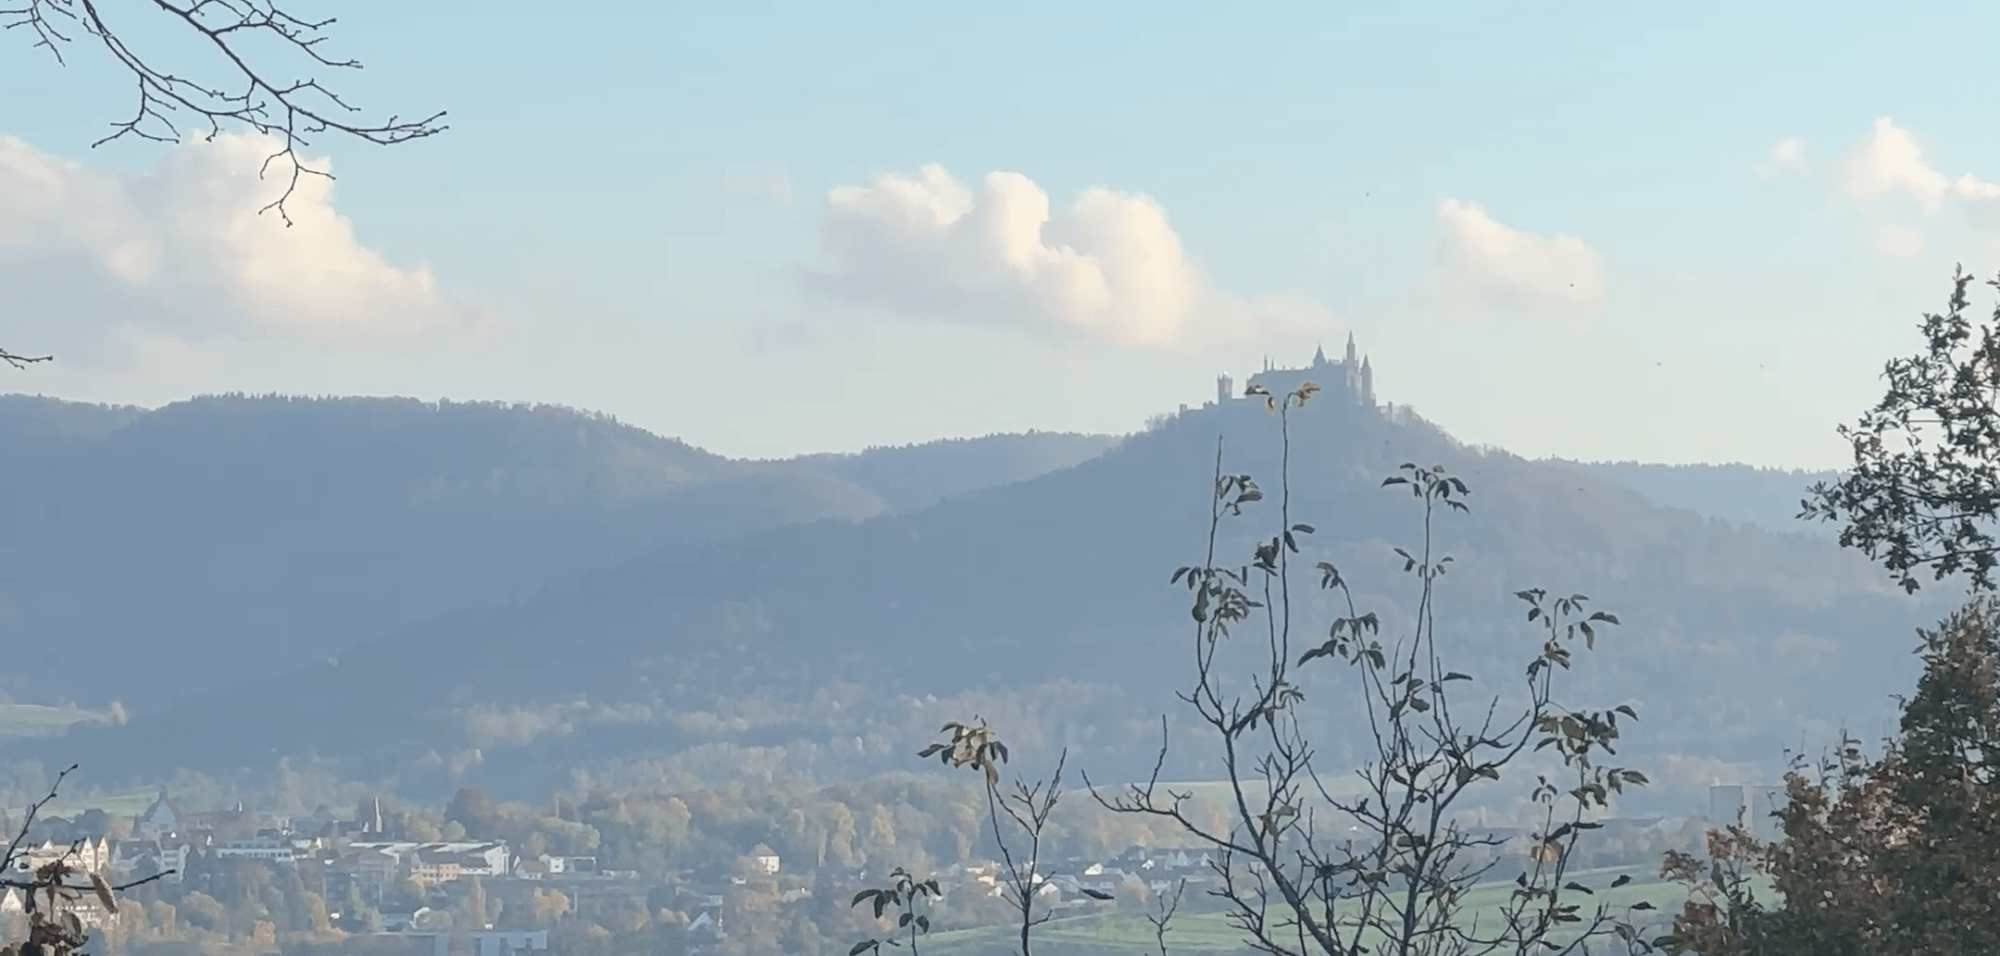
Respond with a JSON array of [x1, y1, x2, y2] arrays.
[[0, 392, 1118, 712], [1552, 460, 1839, 535], [27, 392, 1936, 804]]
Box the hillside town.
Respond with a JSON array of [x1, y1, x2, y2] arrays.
[[0, 786, 1748, 956]]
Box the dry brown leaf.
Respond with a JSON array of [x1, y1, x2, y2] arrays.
[[89, 873, 115, 914]]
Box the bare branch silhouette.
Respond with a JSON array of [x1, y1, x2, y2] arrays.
[[1080, 381, 1653, 956], [3, 0, 446, 224], [0, 349, 52, 370], [0, 764, 177, 956]]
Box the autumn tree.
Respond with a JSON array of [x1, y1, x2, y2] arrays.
[[445, 787, 499, 839], [1650, 601, 2000, 956], [1655, 267, 2000, 955]]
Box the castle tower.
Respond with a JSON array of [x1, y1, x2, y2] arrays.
[[1312, 343, 1328, 367], [1361, 356, 1375, 407], [1344, 332, 1357, 365], [1216, 373, 1233, 405]]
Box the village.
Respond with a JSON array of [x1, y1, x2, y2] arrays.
[[0, 788, 1739, 955]]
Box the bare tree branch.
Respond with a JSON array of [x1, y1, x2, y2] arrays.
[[1081, 381, 1653, 956], [0, 764, 177, 956], [0, 349, 53, 369], [3, 0, 446, 224]]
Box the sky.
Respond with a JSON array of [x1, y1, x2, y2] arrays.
[[5, 1, 2000, 467]]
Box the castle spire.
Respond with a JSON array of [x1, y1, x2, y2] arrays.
[[1312, 342, 1328, 367], [1345, 332, 1357, 365]]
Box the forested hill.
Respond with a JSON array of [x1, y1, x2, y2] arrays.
[[0, 393, 1117, 712], [38, 395, 1939, 804]]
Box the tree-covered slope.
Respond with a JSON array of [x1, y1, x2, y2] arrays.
[[46, 398, 1934, 800]]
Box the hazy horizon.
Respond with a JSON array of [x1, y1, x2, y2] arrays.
[[12, 3, 2000, 468]]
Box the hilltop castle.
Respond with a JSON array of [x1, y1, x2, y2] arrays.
[[1215, 333, 1375, 409]]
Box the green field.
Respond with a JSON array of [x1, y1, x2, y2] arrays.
[[921, 864, 1689, 956], [25, 789, 159, 819], [0, 704, 105, 740], [0, 705, 157, 820]]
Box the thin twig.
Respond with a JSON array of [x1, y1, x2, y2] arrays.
[[3, 0, 446, 224]]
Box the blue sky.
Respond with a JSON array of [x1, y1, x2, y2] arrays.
[[4, 0, 1999, 466]]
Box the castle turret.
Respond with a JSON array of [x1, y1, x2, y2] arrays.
[[1226, 338, 1379, 411]]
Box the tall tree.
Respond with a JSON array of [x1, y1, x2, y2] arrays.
[[1658, 267, 2000, 955], [445, 787, 499, 839]]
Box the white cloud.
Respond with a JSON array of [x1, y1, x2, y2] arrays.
[[1828, 118, 2000, 259], [1755, 137, 1809, 179], [0, 133, 484, 366], [1433, 199, 1605, 313], [1843, 118, 1951, 211], [805, 163, 1315, 351]]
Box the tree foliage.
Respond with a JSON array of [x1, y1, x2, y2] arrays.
[[1670, 266, 2000, 955], [1804, 266, 2000, 593], [1651, 600, 2000, 955]]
